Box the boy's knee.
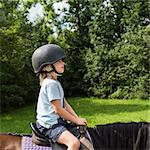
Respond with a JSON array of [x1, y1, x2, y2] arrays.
[[70, 139, 80, 149], [74, 139, 80, 147]]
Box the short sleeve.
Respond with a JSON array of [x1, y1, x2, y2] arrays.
[[45, 82, 61, 102]]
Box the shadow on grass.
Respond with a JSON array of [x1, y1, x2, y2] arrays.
[[71, 100, 150, 116]]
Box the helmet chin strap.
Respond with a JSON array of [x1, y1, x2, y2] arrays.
[[51, 64, 62, 76]]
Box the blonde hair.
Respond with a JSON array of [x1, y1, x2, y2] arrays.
[[39, 65, 55, 86]]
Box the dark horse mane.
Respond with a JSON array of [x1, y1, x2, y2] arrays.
[[88, 121, 150, 150], [0, 132, 30, 137], [0, 133, 22, 136]]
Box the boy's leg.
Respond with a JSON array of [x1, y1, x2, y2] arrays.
[[57, 130, 80, 150]]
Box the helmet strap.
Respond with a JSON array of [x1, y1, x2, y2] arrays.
[[51, 64, 62, 76]]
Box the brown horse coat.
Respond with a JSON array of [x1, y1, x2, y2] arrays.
[[0, 134, 22, 150]]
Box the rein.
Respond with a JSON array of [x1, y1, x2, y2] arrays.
[[133, 123, 145, 150]]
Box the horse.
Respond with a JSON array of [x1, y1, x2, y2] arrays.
[[0, 122, 149, 150]]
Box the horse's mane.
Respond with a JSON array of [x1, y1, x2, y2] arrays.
[[0, 132, 31, 137], [87, 122, 150, 150]]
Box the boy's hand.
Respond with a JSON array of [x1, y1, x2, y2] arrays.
[[75, 117, 87, 126]]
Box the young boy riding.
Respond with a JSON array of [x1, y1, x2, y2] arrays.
[[32, 44, 87, 150]]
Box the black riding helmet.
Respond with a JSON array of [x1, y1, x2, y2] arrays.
[[32, 44, 65, 73]]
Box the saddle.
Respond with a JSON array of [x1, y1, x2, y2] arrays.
[[30, 123, 51, 146], [30, 123, 94, 150]]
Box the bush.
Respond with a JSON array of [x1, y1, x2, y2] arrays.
[[83, 26, 150, 99]]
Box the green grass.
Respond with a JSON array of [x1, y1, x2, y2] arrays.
[[0, 98, 150, 134]]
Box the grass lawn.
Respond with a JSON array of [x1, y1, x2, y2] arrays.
[[0, 97, 150, 134]]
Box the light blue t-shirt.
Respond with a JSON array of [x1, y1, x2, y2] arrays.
[[36, 77, 64, 128]]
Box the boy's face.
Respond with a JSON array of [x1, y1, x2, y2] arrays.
[[53, 59, 65, 73]]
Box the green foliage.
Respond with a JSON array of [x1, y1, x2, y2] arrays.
[[55, 0, 93, 96], [0, 0, 38, 112], [84, 26, 150, 99], [83, 0, 150, 99], [108, 26, 150, 99], [0, 0, 149, 113], [1, 62, 25, 112]]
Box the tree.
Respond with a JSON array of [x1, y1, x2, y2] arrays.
[[55, 0, 93, 96], [108, 25, 150, 99], [83, 0, 150, 98], [0, 0, 38, 112]]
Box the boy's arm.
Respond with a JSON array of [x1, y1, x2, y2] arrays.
[[51, 99, 86, 125], [64, 98, 78, 118]]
